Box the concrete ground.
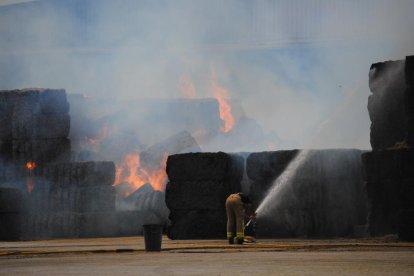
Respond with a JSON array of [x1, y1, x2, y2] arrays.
[[1, 236, 413, 275]]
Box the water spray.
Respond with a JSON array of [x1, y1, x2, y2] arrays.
[[254, 150, 311, 217]]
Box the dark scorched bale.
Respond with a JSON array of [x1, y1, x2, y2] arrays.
[[165, 181, 226, 210], [166, 152, 244, 183]]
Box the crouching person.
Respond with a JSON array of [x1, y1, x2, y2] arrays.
[[225, 192, 255, 244]]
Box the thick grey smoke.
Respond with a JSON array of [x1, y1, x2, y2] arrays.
[[0, 0, 413, 151]]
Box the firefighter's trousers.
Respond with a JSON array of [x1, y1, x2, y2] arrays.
[[225, 194, 245, 240]]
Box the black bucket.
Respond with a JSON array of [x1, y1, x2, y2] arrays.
[[143, 224, 163, 251]]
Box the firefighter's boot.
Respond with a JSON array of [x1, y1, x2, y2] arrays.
[[236, 238, 244, 245]]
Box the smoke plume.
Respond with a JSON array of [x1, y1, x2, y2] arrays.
[[0, 0, 413, 151]]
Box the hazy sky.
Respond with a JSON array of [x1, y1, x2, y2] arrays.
[[0, 0, 35, 6], [0, 0, 413, 151]]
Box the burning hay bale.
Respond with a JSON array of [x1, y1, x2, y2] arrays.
[[165, 152, 244, 239], [111, 131, 203, 234], [67, 96, 221, 161]]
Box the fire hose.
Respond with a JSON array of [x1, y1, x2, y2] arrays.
[[245, 219, 253, 229]]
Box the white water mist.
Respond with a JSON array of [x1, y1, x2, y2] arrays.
[[255, 149, 311, 216]]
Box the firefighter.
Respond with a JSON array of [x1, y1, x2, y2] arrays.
[[225, 192, 255, 244]]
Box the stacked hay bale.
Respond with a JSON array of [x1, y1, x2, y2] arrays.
[[247, 149, 365, 238], [22, 161, 116, 239], [9, 89, 71, 164], [0, 89, 71, 240], [165, 152, 244, 239], [0, 89, 71, 190], [363, 56, 414, 241], [0, 188, 23, 240], [247, 150, 299, 204], [0, 89, 121, 240]]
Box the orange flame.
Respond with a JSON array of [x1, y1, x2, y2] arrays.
[[25, 161, 36, 193], [178, 74, 197, 98], [87, 125, 112, 146], [26, 161, 36, 171], [114, 152, 168, 197], [210, 67, 234, 133]]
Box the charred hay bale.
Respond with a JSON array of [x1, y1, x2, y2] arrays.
[[366, 180, 402, 211], [0, 213, 22, 240], [0, 187, 22, 212], [257, 207, 358, 238], [246, 150, 299, 182], [255, 176, 367, 238], [12, 113, 70, 139], [366, 180, 401, 236], [297, 149, 362, 180], [48, 187, 68, 212], [49, 186, 115, 212], [49, 186, 80, 212], [74, 161, 115, 187], [0, 165, 26, 191], [407, 116, 414, 147], [167, 209, 226, 239], [370, 123, 406, 150], [400, 179, 414, 210], [8, 89, 70, 140], [49, 212, 79, 239], [398, 209, 414, 241], [362, 149, 414, 182], [45, 161, 115, 187], [12, 138, 71, 163], [34, 113, 70, 139], [0, 91, 17, 140], [24, 187, 50, 213], [11, 91, 41, 139], [0, 188, 23, 241], [404, 88, 414, 116], [368, 89, 407, 150], [367, 58, 414, 150], [22, 212, 79, 240], [78, 186, 116, 212], [165, 181, 226, 210], [79, 212, 118, 238], [38, 89, 69, 114], [166, 152, 243, 183], [406, 55, 414, 87], [0, 140, 13, 160], [248, 180, 272, 206], [367, 89, 405, 123], [11, 89, 69, 114], [369, 60, 406, 94]]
